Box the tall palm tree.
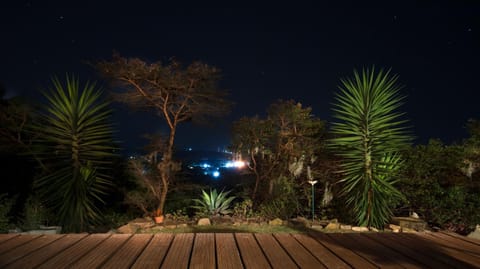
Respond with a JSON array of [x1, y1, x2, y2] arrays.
[[33, 75, 115, 232], [330, 67, 411, 229]]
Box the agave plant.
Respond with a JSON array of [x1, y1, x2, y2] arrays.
[[192, 189, 236, 216], [33, 75, 115, 232], [330, 67, 411, 229]]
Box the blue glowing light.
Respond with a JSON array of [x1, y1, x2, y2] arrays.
[[212, 171, 220, 178]]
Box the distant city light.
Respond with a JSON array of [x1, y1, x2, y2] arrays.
[[212, 171, 220, 178], [201, 163, 211, 168], [224, 160, 246, 168]]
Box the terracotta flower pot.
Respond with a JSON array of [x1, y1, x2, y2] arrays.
[[154, 215, 164, 224]]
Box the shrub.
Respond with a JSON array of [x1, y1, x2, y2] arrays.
[[0, 194, 14, 233], [21, 195, 51, 230], [192, 189, 235, 217], [233, 199, 254, 219]]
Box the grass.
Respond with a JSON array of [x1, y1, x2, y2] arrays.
[[140, 224, 307, 234]]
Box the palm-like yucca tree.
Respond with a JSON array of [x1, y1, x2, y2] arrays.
[[330, 67, 411, 229], [33, 75, 115, 232]]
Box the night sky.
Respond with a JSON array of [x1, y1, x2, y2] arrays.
[[2, 1, 479, 154]]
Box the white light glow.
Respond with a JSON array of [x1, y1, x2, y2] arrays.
[[224, 160, 246, 168]]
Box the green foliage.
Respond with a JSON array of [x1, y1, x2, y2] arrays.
[[259, 176, 300, 220], [0, 194, 15, 233], [398, 139, 480, 233], [21, 195, 51, 230], [231, 100, 326, 204], [32, 75, 115, 232], [330, 67, 411, 228], [233, 199, 254, 219], [192, 189, 236, 216]]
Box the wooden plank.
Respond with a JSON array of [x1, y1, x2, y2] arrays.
[[344, 233, 423, 269], [161, 233, 194, 269], [274, 233, 325, 269], [0, 234, 19, 244], [0, 234, 40, 255], [428, 232, 480, 256], [308, 231, 376, 269], [69, 233, 131, 268], [235, 233, 271, 269], [215, 233, 243, 269], [440, 231, 480, 246], [131, 233, 174, 269], [328, 233, 403, 268], [416, 232, 480, 267], [37, 233, 110, 269], [189, 233, 216, 269], [102, 234, 153, 269], [395, 233, 476, 268], [292, 233, 351, 269], [363, 233, 448, 268], [5, 234, 87, 269], [254, 233, 298, 269], [0, 234, 63, 267]]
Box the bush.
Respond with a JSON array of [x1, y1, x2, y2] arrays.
[[0, 194, 15, 233], [21, 195, 53, 230], [233, 199, 254, 219], [398, 140, 480, 234]]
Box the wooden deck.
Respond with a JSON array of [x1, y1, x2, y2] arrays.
[[1, 231, 479, 268]]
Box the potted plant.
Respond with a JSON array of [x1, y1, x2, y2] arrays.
[[154, 208, 164, 224]]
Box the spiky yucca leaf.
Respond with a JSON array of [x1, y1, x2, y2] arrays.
[[192, 189, 236, 216], [330, 68, 410, 228], [33, 75, 115, 232]]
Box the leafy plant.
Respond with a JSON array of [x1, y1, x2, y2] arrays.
[[21, 195, 50, 230], [32, 75, 115, 232], [398, 140, 480, 233], [330, 67, 411, 229], [233, 199, 254, 219], [192, 189, 236, 216], [0, 194, 15, 233]]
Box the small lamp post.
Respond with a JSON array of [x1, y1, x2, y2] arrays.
[[308, 180, 318, 222]]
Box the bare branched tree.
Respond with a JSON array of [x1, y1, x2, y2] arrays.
[[96, 54, 231, 216]]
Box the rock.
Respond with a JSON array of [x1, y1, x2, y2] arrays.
[[311, 225, 323, 231], [402, 227, 416, 233], [117, 224, 138, 234], [389, 224, 401, 233], [340, 225, 352, 230], [410, 212, 419, 219], [330, 218, 338, 223], [130, 218, 155, 229], [370, 227, 379, 232], [391, 217, 426, 231], [295, 217, 310, 226], [325, 223, 340, 230], [467, 224, 480, 240], [197, 218, 211, 226], [268, 218, 283, 226], [352, 226, 369, 232], [177, 223, 188, 228]]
